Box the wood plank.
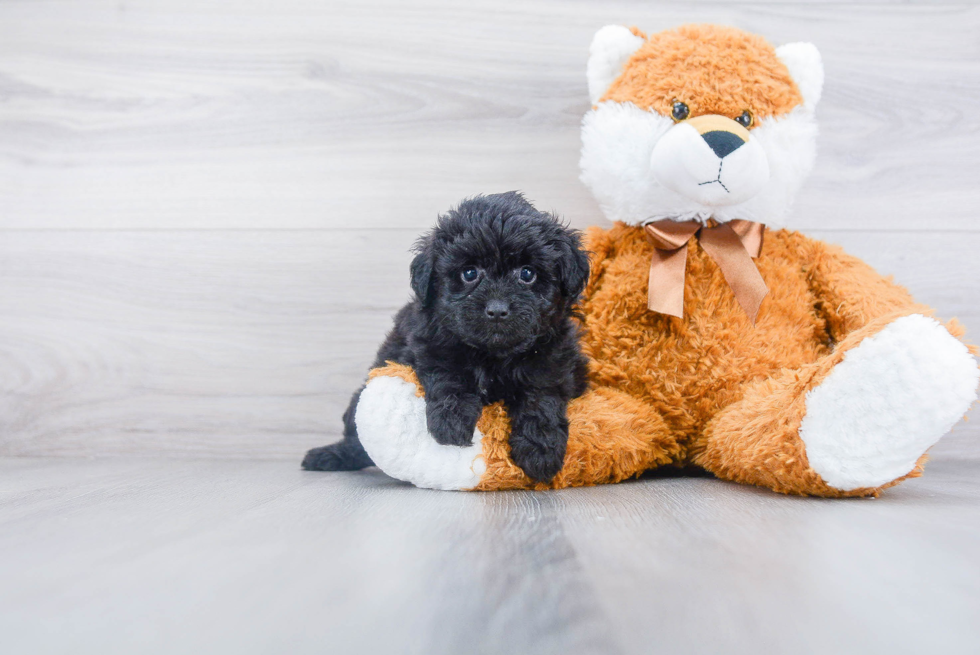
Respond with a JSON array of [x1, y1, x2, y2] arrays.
[[0, 229, 976, 458], [0, 457, 621, 655], [1, 1, 979, 231], [561, 458, 980, 655], [0, 456, 976, 654]]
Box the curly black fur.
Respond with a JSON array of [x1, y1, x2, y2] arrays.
[[302, 192, 590, 482]]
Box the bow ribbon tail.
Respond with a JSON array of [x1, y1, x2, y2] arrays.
[[727, 219, 766, 258], [644, 221, 701, 318], [698, 222, 769, 324], [647, 244, 689, 318]]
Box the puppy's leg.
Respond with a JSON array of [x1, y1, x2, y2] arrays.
[[302, 387, 375, 471], [420, 370, 483, 447], [507, 392, 569, 483]]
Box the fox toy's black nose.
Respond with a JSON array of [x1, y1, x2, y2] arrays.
[[485, 299, 510, 320], [702, 130, 745, 159]]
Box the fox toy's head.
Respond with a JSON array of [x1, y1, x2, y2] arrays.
[[580, 24, 823, 227]]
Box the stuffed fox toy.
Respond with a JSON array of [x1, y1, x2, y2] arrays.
[[353, 24, 979, 495]]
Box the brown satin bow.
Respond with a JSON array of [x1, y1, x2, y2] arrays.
[[643, 219, 768, 324]]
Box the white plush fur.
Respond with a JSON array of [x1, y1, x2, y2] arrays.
[[580, 102, 818, 227], [586, 25, 645, 105], [776, 42, 824, 110], [799, 315, 980, 491], [355, 376, 486, 491]]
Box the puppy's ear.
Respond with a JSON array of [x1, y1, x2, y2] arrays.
[[554, 230, 590, 300], [410, 238, 436, 307]]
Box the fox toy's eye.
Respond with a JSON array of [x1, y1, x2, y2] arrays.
[[519, 267, 536, 284], [735, 110, 753, 128], [461, 267, 480, 283], [671, 101, 690, 122]]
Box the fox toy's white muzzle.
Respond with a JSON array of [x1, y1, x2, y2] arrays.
[[651, 115, 770, 207]]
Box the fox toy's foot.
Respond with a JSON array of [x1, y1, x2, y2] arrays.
[[798, 314, 978, 490], [698, 314, 979, 496]]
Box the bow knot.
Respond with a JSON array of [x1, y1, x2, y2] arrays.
[[643, 219, 768, 324]]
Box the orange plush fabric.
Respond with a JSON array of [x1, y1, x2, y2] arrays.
[[602, 24, 804, 121]]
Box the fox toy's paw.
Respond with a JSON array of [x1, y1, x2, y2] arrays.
[[355, 372, 486, 491], [799, 315, 979, 491]]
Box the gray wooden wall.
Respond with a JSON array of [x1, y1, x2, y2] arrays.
[[1, 0, 978, 459]]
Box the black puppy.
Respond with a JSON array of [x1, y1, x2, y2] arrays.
[[302, 192, 590, 482]]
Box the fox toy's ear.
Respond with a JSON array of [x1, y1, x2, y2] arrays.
[[410, 240, 436, 307], [587, 25, 646, 104], [776, 42, 824, 111]]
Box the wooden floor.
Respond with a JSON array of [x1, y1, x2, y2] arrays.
[[1, 454, 978, 654], [1, 1, 979, 653]]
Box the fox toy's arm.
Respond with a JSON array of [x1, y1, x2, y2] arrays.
[[800, 234, 932, 343]]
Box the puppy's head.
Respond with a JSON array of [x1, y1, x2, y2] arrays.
[[411, 192, 589, 355]]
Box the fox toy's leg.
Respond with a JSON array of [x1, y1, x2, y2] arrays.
[[353, 363, 680, 490], [693, 314, 978, 496]]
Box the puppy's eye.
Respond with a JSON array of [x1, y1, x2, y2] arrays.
[[735, 110, 753, 128], [519, 267, 536, 284], [671, 101, 690, 122], [461, 267, 479, 283]]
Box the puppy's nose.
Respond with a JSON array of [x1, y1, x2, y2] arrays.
[[701, 130, 745, 159], [485, 299, 510, 320]]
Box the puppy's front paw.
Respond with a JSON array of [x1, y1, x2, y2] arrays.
[[509, 427, 568, 483], [426, 405, 479, 447]]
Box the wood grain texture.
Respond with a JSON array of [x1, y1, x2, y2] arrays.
[[0, 229, 976, 458], [0, 456, 977, 655], [1, 1, 980, 231], [0, 230, 413, 457]]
